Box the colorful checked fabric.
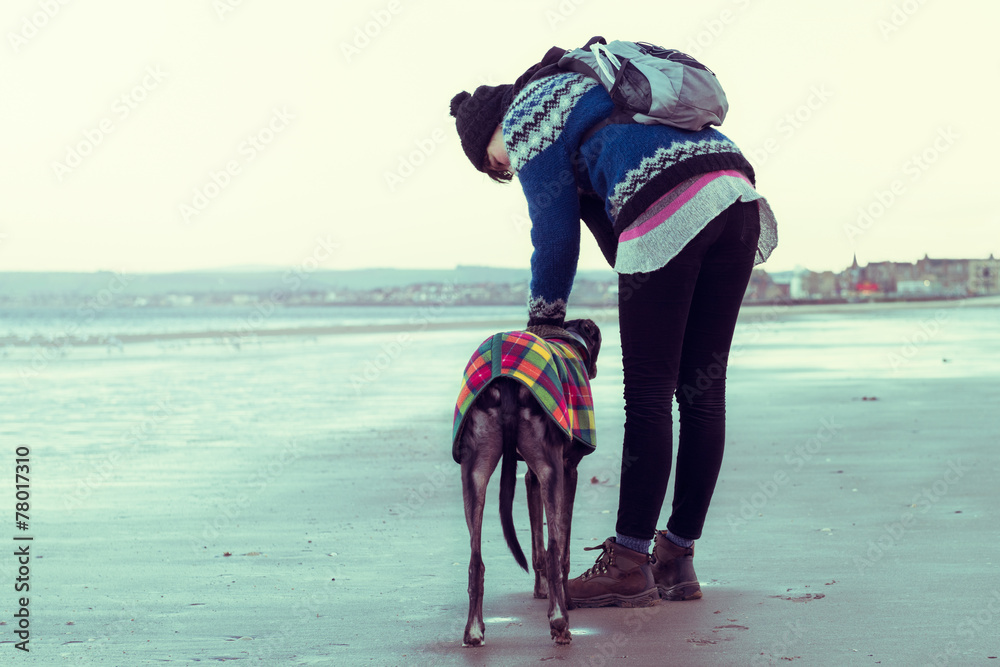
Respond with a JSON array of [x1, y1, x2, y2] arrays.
[[452, 331, 596, 463]]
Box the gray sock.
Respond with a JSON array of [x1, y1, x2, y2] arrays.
[[664, 531, 694, 548], [615, 532, 651, 554]]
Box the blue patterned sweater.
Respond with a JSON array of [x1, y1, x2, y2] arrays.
[[501, 72, 756, 327]]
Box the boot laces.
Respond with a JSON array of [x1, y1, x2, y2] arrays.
[[580, 541, 615, 579]]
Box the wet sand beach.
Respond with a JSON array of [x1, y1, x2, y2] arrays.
[[1, 299, 998, 665]]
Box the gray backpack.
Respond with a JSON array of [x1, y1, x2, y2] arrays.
[[555, 37, 728, 133]]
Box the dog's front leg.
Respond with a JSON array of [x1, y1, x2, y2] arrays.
[[460, 411, 503, 647], [561, 448, 584, 610], [524, 468, 548, 600]]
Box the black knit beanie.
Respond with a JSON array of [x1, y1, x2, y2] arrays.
[[449, 84, 514, 172]]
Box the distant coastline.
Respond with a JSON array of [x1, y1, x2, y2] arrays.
[[2, 296, 997, 348], [1, 262, 997, 311]]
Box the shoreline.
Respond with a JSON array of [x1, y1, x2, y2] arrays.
[[738, 293, 1000, 314], [2, 295, 997, 347], [0, 318, 534, 347]]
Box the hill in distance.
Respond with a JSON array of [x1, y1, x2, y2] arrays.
[[0, 265, 617, 298]]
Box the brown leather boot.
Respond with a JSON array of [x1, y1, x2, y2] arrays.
[[651, 530, 702, 600], [566, 538, 659, 608]]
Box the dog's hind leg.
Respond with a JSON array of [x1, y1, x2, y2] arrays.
[[460, 406, 503, 647], [518, 416, 572, 645], [524, 468, 548, 599]]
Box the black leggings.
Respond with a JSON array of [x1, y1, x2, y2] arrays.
[[615, 199, 760, 541]]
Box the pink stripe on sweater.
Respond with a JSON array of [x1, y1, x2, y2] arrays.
[[619, 170, 751, 242]]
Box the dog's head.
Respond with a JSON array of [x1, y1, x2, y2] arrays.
[[563, 318, 601, 379]]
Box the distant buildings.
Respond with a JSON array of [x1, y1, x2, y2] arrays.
[[3, 255, 997, 308], [740, 254, 999, 303], [342, 254, 1000, 305], [744, 269, 790, 302], [837, 253, 999, 300], [968, 257, 1000, 295]]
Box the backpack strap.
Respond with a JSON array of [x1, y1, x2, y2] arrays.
[[515, 46, 570, 94], [519, 37, 607, 90], [579, 108, 637, 147]]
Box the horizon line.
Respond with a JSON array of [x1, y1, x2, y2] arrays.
[[1, 253, 997, 277]]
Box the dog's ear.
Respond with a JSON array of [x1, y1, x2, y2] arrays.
[[565, 318, 601, 379], [580, 319, 601, 379]]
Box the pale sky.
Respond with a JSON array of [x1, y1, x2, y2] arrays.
[[1, 0, 997, 275]]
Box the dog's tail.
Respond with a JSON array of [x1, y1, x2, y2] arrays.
[[497, 379, 528, 572]]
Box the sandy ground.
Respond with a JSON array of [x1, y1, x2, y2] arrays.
[[1, 301, 998, 665]]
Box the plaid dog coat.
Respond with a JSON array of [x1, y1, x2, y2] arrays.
[[452, 330, 596, 464]]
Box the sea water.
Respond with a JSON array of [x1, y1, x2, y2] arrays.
[[1, 300, 996, 503], [0, 304, 529, 342]]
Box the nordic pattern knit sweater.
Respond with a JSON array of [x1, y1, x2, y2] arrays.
[[502, 71, 766, 328]]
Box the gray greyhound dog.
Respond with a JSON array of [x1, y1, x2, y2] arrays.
[[453, 319, 601, 646]]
